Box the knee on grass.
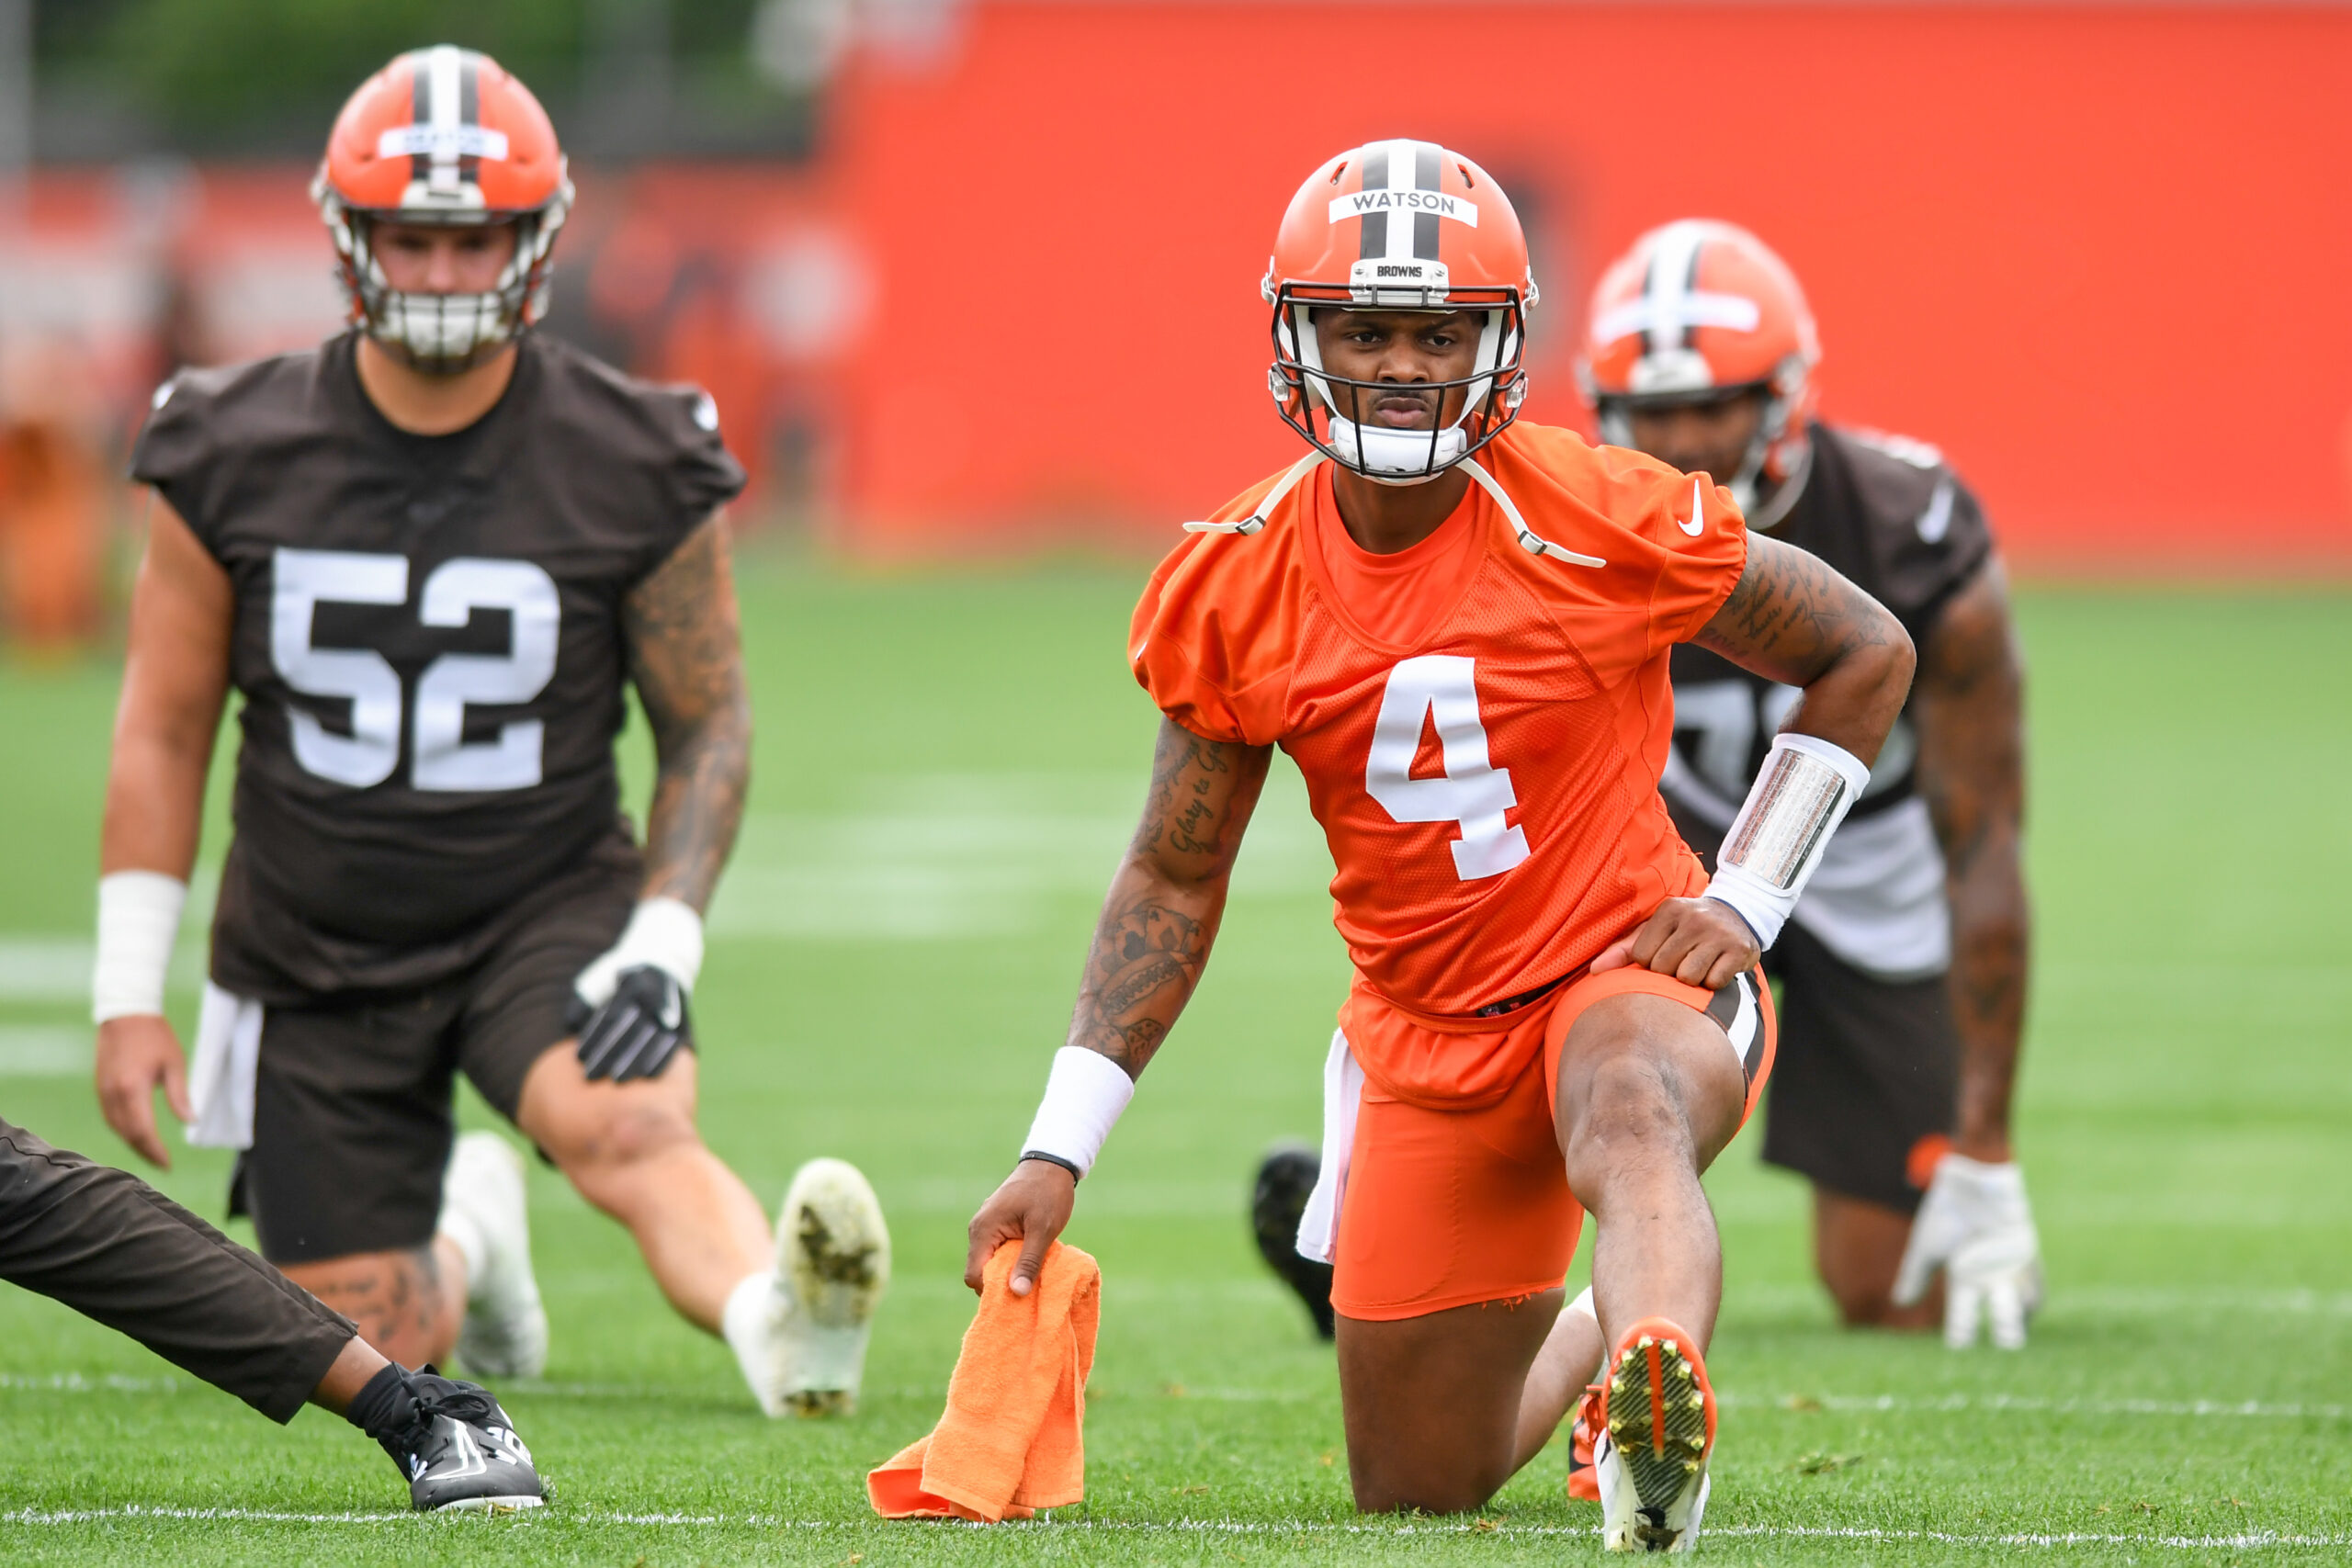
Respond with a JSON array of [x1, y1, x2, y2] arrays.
[[1351, 1460, 1509, 1517]]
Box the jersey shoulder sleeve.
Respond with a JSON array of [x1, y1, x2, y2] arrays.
[[127, 350, 322, 557], [1127, 468, 1309, 746], [1487, 423, 1748, 676], [537, 339, 749, 573], [1820, 423, 1995, 640]]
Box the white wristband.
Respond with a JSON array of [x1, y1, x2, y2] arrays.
[[572, 896, 705, 1007], [93, 871, 188, 1023], [1020, 1046, 1136, 1179], [1702, 732, 1871, 950]]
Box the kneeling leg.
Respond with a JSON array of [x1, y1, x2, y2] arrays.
[[1338, 1292, 1562, 1514]]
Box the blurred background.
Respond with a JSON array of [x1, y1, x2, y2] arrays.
[[1, 0, 2348, 655]]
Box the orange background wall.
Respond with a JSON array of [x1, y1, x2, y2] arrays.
[[822, 3, 2352, 567]]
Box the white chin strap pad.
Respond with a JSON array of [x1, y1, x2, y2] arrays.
[[1327, 414, 1466, 479]]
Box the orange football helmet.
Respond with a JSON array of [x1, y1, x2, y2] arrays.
[[311, 45, 572, 373], [1579, 220, 1819, 511], [1263, 141, 1538, 484]]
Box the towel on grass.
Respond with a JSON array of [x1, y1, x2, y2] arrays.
[[867, 1238, 1100, 1522]]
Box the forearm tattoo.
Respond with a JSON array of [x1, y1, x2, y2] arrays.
[[625, 515, 752, 912], [1066, 721, 1269, 1076]]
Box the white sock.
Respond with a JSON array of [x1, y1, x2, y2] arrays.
[[436, 1209, 489, 1296], [721, 1270, 779, 1363], [1566, 1285, 1597, 1324]]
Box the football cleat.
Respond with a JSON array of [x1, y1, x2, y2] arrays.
[[1250, 1144, 1336, 1340], [447, 1132, 548, 1380], [380, 1370, 544, 1513], [1596, 1318, 1715, 1552], [1567, 1381, 1605, 1502], [732, 1157, 891, 1416]]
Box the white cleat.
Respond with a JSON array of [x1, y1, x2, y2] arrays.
[[1598, 1319, 1715, 1552], [446, 1132, 548, 1380], [729, 1156, 890, 1417]]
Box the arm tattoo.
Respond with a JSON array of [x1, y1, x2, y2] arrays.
[[1066, 720, 1271, 1076], [1700, 532, 1898, 680], [624, 514, 752, 912], [1915, 561, 2030, 1146], [1695, 532, 1916, 766]]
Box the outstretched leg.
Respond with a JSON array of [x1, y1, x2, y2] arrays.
[[0, 1116, 357, 1420]]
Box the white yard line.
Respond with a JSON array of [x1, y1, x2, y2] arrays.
[[6, 1373, 2336, 1424], [0, 1506, 2343, 1550]]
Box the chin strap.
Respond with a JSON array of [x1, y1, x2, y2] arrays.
[[1460, 457, 1607, 569], [1183, 451, 1327, 536]]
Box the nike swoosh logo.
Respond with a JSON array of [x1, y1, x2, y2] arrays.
[[1678, 478, 1705, 537], [659, 987, 682, 1030], [424, 1425, 488, 1483]]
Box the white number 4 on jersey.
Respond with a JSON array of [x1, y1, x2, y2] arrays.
[[1363, 655, 1530, 881]]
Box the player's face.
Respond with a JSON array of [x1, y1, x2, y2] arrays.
[[1313, 310, 1485, 430], [370, 220, 521, 295], [1624, 391, 1766, 485]]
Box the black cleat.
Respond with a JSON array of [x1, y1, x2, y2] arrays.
[[1251, 1144, 1336, 1340], [380, 1371, 545, 1513]]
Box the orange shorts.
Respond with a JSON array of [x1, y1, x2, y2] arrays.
[[1329, 964, 1776, 1323]]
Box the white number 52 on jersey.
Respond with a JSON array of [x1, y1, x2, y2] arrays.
[[1363, 655, 1530, 881], [270, 547, 560, 792]]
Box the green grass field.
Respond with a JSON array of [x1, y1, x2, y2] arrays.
[[0, 560, 2348, 1565]]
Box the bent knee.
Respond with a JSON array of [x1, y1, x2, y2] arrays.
[[542, 1094, 702, 1177]]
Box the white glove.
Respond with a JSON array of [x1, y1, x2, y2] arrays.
[[1893, 1152, 2043, 1350]]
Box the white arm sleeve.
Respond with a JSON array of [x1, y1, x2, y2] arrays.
[[1702, 732, 1871, 949]]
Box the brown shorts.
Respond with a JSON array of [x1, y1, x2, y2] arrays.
[[231, 852, 638, 1264], [1330, 964, 1776, 1323], [1758, 919, 1962, 1214]]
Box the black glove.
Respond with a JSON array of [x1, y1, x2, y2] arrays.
[[567, 964, 694, 1082]]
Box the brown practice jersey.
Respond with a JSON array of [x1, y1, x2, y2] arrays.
[[1661, 423, 1992, 980], [130, 330, 745, 1003]]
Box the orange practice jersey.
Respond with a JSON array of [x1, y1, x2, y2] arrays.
[[1130, 423, 1747, 1021]]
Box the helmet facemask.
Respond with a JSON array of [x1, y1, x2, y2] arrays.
[[1594, 352, 1808, 516], [316, 184, 569, 376], [1267, 282, 1529, 486]]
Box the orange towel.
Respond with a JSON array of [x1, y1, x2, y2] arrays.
[[867, 1239, 1100, 1522]]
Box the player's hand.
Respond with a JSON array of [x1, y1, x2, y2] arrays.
[[94, 1015, 193, 1169], [1894, 1151, 2043, 1349], [966, 1158, 1076, 1299], [567, 964, 693, 1082], [1589, 896, 1760, 990]]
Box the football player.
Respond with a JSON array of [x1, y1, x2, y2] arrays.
[[965, 142, 1913, 1550], [0, 1112, 542, 1511], [1582, 220, 2041, 1350], [89, 47, 888, 1417]]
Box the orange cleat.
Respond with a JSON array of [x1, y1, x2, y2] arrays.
[[1594, 1316, 1716, 1552], [1566, 1382, 1604, 1502]]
